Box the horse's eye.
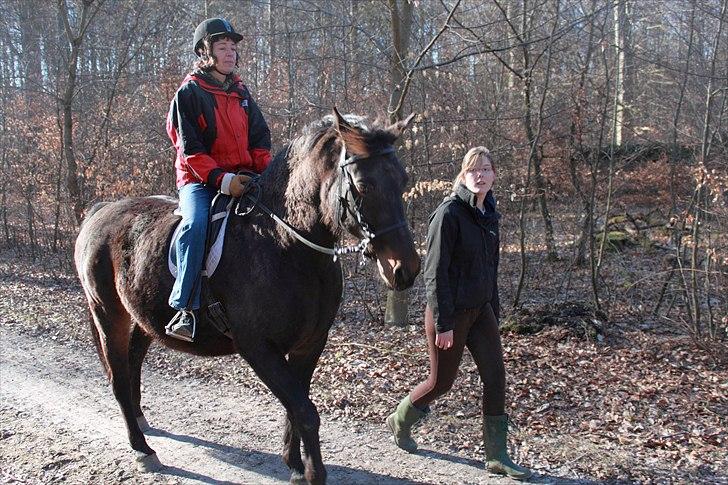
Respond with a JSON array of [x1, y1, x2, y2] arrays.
[[356, 183, 373, 195]]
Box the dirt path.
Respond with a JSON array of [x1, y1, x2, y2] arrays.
[[0, 326, 522, 484]]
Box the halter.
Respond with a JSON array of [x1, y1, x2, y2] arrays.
[[336, 144, 407, 255], [234, 144, 407, 261]]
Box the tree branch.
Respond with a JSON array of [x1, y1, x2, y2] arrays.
[[388, 0, 461, 122]]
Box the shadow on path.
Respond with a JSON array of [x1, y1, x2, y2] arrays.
[[148, 427, 423, 484], [418, 449, 604, 484]]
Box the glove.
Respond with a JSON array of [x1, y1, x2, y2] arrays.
[[228, 174, 252, 197]]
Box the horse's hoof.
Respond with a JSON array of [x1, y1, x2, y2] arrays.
[[290, 471, 306, 484], [135, 451, 163, 472], [137, 415, 151, 432]]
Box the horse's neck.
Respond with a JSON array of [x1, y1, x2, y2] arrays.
[[259, 146, 339, 241]]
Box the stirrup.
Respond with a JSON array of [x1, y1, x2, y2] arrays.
[[165, 310, 196, 342]]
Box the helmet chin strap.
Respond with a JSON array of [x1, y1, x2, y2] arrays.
[[213, 66, 229, 77], [200, 49, 230, 79]]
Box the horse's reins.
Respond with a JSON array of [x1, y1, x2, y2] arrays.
[[233, 144, 407, 261]]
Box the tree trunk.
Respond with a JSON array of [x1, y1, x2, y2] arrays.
[[25, 189, 36, 260], [519, 2, 558, 262], [266, 2, 276, 79], [284, 15, 295, 140], [513, 0, 560, 303], [18, 2, 43, 90], [387, 0, 413, 123], [569, 0, 599, 266], [669, 1, 696, 214], [612, 0, 632, 146], [344, 0, 359, 105], [384, 1, 413, 323], [58, 0, 98, 226], [1, 181, 8, 246]]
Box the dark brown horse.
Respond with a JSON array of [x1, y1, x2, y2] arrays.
[[74, 110, 420, 484]]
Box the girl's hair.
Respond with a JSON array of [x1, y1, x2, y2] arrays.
[[453, 146, 495, 187], [192, 35, 240, 72]]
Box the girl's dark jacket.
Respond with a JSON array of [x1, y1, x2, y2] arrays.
[[424, 183, 501, 333]]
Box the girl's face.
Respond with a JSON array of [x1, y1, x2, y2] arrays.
[[211, 37, 238, 74], [463, 157, 495, 195]]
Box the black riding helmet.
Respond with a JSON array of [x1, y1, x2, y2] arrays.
[[193, 18, 243, 56]]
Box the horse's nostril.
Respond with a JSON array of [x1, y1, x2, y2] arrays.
[[393, 262, 404, 277]]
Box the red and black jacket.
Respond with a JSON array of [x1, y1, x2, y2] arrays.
[[167, 71, 272, 189]]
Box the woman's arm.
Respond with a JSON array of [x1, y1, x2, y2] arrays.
[[424, 206, 459, 334], [492, 226, 500, 321], [167, 86, 223, 188], [245, 93, 272, 172]]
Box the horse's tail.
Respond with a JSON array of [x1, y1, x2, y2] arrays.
[[81, 202, 110, 228], [87, 309, 111, 380]]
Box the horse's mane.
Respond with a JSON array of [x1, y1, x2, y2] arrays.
[[294, 113, 397, 162], [260, 114, 398, 228]]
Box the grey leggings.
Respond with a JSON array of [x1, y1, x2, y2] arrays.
[[409, 303, 506, 416]]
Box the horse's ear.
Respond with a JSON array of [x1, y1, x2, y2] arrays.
[[332, 106, 368, 154], [332, 107, 355, 135], [388, 113, 417, 138]]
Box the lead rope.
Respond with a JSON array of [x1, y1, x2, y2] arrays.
[[234, 176, 371, 262], [234, 144, 405, 264]]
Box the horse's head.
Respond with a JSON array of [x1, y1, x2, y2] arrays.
[[329, 108, 420, 291]]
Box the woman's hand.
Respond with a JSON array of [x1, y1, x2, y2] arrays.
[[435, 330, 454, 350], [229, 174, 252, 197]]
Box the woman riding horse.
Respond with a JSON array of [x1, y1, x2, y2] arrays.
[[166, 18, 272, 342]]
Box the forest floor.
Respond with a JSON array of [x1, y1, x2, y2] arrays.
[[0, 236, 726, 484]]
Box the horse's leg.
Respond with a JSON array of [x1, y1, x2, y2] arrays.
[[129, 323, 153, 431], [240, 340, 326, 485], [283, 340, 327, 483], [89, 302, 162, 472]]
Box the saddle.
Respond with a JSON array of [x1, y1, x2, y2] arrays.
[[168, 192, 235, 338], [168, 193, 233, 279]]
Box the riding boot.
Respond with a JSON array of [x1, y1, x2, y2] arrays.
[[166, 309, 197, 342], [386, 395, 428, 453], [483, 414, 532, 480]]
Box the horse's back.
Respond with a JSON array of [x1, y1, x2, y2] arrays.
[[76, 195, 177, 251], [75, 196, 179, 292]]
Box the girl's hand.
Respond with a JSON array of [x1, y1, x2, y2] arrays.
[[435, 330, 454, 350]]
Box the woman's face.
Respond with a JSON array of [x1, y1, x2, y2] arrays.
[[211, 37, 238, 74], [463, 157, 495, 195]]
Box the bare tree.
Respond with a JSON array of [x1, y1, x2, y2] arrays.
[[612, 0, 632, 145], [58, 0, 103, 225], [511, 0, 561, 306], [1, 0, 725, 345], [493, 0, 559, 262], [387, 0, 414, 123], [683, 0, 727, 337]]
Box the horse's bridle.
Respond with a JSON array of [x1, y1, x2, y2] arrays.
[[335, 144, 407, 256], [234, 143, 407, 261]]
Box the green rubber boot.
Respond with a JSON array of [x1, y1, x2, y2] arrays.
[[386, 395, 427, 452], [483, 415, 532, 480]]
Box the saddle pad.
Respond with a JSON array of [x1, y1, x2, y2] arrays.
[[168, 196, 232, 279]]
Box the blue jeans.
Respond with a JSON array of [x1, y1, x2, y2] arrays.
[[168, 183, 216, 311]]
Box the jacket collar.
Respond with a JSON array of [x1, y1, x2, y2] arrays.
[[184, 70, 246, 97], [453, 183, 500, 222], [453, 183, 495, 210]]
